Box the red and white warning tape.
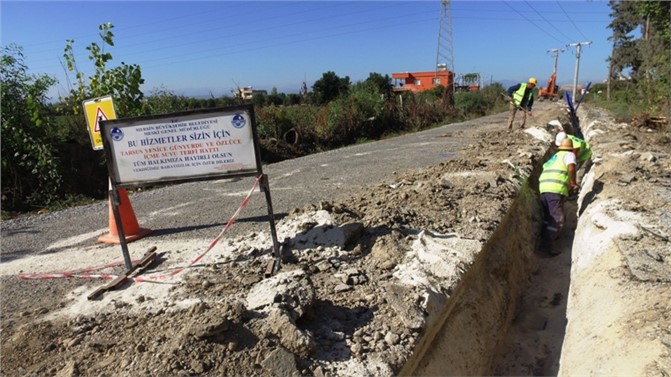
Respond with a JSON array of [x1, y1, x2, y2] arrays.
[[18, 260, 132, 280], [18, 175, 263, 283], [135, 175, 262, 282]]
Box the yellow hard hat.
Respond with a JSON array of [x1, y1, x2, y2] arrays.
[[528, 77, 538, 85]]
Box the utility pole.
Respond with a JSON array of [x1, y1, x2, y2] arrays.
[[436, 0, 454, 109], [567, 41, 592, 101], [548, 48, 564, 77], [607, 40, 614, 102]]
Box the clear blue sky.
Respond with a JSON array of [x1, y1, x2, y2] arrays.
[[1, 0, 614, 100]]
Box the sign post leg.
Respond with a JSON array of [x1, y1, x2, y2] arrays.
[[110, 188, 133, 271], [259, 174, 281, 274]]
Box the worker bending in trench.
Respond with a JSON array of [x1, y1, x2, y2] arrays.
[[538, 137, 578, 255], [555, 130, 593, 182]]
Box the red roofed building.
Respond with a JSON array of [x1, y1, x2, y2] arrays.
[[392, 70, 454, 93]]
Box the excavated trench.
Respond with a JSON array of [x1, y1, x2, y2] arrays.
[[2, 105, 667, 377], [396, 105, 670, 376], [399, 147, 564, 376]]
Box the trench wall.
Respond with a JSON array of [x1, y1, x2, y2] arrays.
[[400, 154, 550, 376], [557, 108, 671, 375]]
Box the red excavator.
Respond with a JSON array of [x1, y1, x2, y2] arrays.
[[539, 72, 559, 101], [538, 49, 562, 101]]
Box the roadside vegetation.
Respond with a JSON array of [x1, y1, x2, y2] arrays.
[[1, 1, 669, 218], [585, 1, 670, 121]]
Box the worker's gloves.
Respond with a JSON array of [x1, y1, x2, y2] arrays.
[[568, 184, 580, 201]]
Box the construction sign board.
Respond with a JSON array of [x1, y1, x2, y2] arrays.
[[83, 95, 117, 150], [100, 105, 261, 188]]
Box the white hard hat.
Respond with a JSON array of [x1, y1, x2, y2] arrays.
[[555, 132, 567, 146]]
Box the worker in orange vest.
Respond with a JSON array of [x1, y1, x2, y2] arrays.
[[507, 77, 537, 130]]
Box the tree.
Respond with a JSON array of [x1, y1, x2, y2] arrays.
[[267, 87, 284, 106], [251, 92, 267, 107], [608, 1, 670, 112], [608, 0, 641, 79], [312, 71, 351, 105], [634, 1, 670, 111], [300, 81, 309, 104], [284, 93, 302, 106], [54, 23, 147, 207], [363, 72, 393, 98], [62, 22, 144, 117], [1, 45, 60, 210]]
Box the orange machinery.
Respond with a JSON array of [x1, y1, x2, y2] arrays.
[[539, 72, 559, 100], [539, 48, 562, 100]]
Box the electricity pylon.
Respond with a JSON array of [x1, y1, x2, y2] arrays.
[[436, 0, 454, 108]]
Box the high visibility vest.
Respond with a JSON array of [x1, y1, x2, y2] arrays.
[[512, 83, 531, 107], [568, 134, 592, 163], [539, 151, 572, 196]]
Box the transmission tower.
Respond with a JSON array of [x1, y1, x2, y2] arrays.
[[435, 0, 454, 108]]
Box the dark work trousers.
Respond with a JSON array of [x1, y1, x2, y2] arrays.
[[507, 102, 527, 129], [540, 192, 566, 254]]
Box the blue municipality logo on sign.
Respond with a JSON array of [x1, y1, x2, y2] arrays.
[[110, 127, 124, 141], [232, 114, 246, 129]]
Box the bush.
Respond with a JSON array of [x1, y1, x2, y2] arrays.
[[256, 105, 295, 140], [397, 90, 450, 131], [455, 83, 508, 118], [1, 45, 62, 211], [455, 92, 488, 116]]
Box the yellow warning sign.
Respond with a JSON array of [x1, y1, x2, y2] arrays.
[[83, 95, 117, 150]]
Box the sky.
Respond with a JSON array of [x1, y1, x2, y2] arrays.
[[1, 0, 615, 100]]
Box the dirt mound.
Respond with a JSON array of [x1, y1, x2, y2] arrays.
[[2, 119, 547, 376], [1, 103, 669, 376], [556, 106, 671, 376]]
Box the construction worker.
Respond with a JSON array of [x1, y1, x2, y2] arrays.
[[538, 137, 578, 255], [507, 77, 537, 129], [555, 131, 592, 166]]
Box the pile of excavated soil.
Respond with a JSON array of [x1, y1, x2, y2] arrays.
[[1, 103, 669, 377], [557, 106, 671, 375]]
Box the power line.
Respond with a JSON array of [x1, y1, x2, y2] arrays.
[[451, 5, 606, 15], [17, 2, 351, 62], [556, 1, 591, 41], [19, 2, 604, 68], [524, 1, 576, 44], [23, 2, 427, 70], [502, 1, 566, 45], [139, 17, 436, 71]]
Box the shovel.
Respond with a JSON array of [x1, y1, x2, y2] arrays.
[[515, 105, 540, 128]]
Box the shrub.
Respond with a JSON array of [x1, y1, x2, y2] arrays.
[[1, 45, 61, 211]]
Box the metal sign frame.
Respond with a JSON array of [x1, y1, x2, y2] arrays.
[[99, 104, 281, 274]]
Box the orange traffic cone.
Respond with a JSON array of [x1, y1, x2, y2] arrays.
[[98, 188, 152, 244]]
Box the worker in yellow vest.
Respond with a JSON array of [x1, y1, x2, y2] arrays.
[[506, 77, 537, 130], [539, 137, 578, 255], [555, 131, 592, 165]]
